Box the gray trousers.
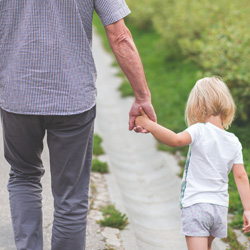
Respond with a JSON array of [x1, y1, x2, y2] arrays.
[[0, 106, 96, 250]]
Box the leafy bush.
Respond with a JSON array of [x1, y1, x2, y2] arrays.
[[125, 0, 155, 30], [126, 0, 250, 121]]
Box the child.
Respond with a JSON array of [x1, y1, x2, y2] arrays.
[[135, 77, 250, 250]]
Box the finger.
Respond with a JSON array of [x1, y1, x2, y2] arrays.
[[139, 107, 146, 116], [134, 126, 144, 133], [140, 128, 149, 133], [134, 126, 141, 133], [134, 126, 149, 134], [243, 224, 250, 231], [129, 116, 136, 131], [143, 105, 157, 122]]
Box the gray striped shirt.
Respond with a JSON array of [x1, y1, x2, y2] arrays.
[[0, 0, 130, 115]]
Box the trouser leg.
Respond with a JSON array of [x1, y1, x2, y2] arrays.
[[46, 107, 96, 250], [0, 109, 45, 250]]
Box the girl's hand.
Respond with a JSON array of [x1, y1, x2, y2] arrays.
[[135, 107, 151, 130], [243, 211, 250, 233]]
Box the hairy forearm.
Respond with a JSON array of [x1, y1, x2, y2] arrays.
[[105, 21, 150, 102], [235, 174, 250, 211]]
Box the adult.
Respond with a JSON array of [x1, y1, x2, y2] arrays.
[[0, 0, 156, 250]]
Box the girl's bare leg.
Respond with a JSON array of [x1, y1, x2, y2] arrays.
[[185, 236, 208, 250]]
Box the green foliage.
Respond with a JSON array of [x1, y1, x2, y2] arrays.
[[126, 0, 250, 122], [118, 81, 134, 97], [124, 0, 155, 30], [99, 205, 128, 230], [93, 134, 105, 156], [92, 158, 109, 173], [222, 227, 247, 250]]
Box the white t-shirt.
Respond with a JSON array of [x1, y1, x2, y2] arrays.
[[180, 122, 243, 208]]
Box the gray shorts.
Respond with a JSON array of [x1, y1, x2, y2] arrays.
[[181, 203, 228, 238]]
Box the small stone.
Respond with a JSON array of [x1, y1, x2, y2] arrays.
[[95, 194, 109, 202], [93, 200, 108, 209], [106, 238, 121, 247], [88, 210, 104, 221], [102, 227, 120, 236]]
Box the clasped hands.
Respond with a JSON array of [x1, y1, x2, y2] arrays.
[[129, 100, 156, 133]]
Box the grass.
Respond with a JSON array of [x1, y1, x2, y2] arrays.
[[92, 158, 109, 173], [98, 204, 128, 230], [222, 228, 247, 250], [93, 10, 250, 246], [93, 133, 105, 156]]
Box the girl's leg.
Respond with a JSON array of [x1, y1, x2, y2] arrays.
[[208, 236, 215, 250], [185, 236, 208, 250]]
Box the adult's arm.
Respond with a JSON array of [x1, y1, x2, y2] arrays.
[[104, 19, 156, 131]]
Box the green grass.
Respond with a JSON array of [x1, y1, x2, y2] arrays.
[[98, 204, 128, 230], [222, 228, 247, 250], [93, 133, 105, 156], [92, 158, 109, 173]]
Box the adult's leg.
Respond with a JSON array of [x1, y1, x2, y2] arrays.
[[208, 236, 215, 250], [46, 107, 96, 250], [0, 109, 45, 250], [185, 236, 208, 250]]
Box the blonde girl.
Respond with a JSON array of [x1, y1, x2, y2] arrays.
[[135, 77, 250, 250]]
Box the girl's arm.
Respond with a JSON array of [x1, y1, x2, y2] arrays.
[[135, 107, 191, 147], [233, 164, 250, 233]]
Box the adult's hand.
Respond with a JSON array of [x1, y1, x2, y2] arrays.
[[129, 100, 156, 133]]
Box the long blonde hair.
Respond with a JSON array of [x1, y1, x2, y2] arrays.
[[185, 77, 235, 129]]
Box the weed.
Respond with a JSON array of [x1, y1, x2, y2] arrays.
[[222, 227, 247, 250], [92, 159, 109, 174], [93, 134, 105, 156], [99, 205, 128, 230]]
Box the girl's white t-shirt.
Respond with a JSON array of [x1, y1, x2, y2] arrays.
[[180, 122, 243, 208]]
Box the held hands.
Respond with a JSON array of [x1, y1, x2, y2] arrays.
[[243, 211, 250, 233], [134, 107, 152, 132], [129, 100, 156, 133]]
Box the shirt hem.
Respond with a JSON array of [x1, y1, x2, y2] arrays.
[[181, 200, 228, 208], [0, 103, 96, 116]]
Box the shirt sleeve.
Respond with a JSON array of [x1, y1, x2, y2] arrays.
[[94, 0, 131, 26], [185, 123, 201, 146], [234, 140, 244, 164]]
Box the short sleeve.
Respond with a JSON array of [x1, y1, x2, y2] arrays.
[[94, 0, 131, 26], [234, 141, 244, 164], [185, 123, 201, 146]]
